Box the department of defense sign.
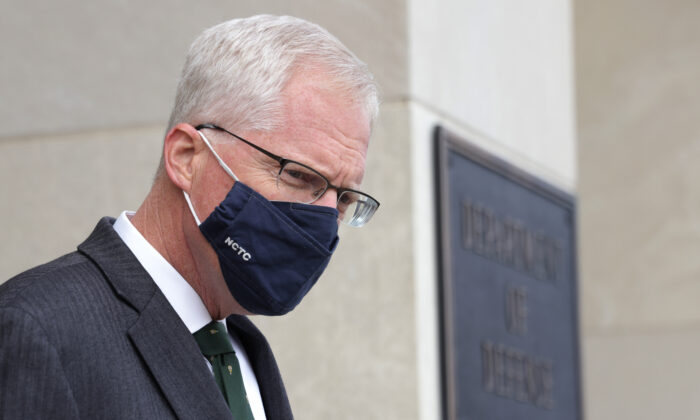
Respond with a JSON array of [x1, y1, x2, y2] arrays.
[[435, 126, 581, 420]]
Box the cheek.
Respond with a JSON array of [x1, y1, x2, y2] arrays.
[[191, 188, 224, 221], [191, 170, 234, 220]]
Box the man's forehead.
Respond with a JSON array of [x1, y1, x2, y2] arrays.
[[282, 70, 370, 139]]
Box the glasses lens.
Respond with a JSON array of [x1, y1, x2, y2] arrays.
[[277, 161, 328, 204], [338, 191, 379, 227]]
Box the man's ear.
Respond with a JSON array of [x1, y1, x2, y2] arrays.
[[163, 123, 202, 191]]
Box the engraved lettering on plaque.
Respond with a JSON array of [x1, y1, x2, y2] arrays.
[[506, 286, 528, 336], [461, 201, 562, 283], [437, 130, 579, 420], [481, 341, 554, 409]]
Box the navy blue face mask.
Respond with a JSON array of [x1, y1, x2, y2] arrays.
[[183, 131, 339, 316]]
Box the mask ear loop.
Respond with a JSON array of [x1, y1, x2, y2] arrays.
[[196, 130, 240, 182], [181, 130, 242, 227], [182, 191, 202, 226]]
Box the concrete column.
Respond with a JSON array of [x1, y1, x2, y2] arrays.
[[408, 1, 576, 416], [576, 0, 700, 418]]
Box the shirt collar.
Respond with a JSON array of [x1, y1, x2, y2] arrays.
[[113, 211, 212, 333]]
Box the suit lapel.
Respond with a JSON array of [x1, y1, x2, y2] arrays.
[[128, 291, 232, 419], [78, 217, 232, 420], [228, 316, 294, 420]]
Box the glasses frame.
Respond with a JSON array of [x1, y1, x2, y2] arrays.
[[194, 123, 380, 214]]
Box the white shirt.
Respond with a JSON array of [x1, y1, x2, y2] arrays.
[[113, 211, 267, 420]]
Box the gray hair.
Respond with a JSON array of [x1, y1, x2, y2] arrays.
[[166, 15, 379, 133]]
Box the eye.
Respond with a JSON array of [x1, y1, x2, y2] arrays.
[[311, 187, 325, 198], [278, 162, 326, 194], [338, 191, 359, 205], [286, 169, 306, 180], [337, 191, 360, 213], [280, 168, 314, 187]]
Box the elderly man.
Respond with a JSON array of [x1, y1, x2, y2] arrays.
[[0, 15, 379, 419]]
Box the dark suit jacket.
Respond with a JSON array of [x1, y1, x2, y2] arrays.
[[0, 217, 293, 420]]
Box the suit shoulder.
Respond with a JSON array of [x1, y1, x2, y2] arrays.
[[0, 251, 105, 316]]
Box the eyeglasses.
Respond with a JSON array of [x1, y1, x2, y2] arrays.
[[195, 123, 380, 227]]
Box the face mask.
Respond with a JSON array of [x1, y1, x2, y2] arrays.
[[183, 131, 340, 316]]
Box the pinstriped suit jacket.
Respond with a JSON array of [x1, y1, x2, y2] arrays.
[[0, 217, 294, 420]]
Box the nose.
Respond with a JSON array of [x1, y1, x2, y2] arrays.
[[314, 188, 338, 209]]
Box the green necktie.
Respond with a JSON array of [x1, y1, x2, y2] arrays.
[[193, 321, 255, 420]]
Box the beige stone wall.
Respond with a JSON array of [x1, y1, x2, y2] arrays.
[[577, 0, 700, 418], [409, 0, 576, 190]]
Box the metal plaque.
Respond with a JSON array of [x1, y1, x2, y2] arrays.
[[435, 126, 581, 420]]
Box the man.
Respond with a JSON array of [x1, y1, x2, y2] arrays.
[[0, 15, 379, 419]]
